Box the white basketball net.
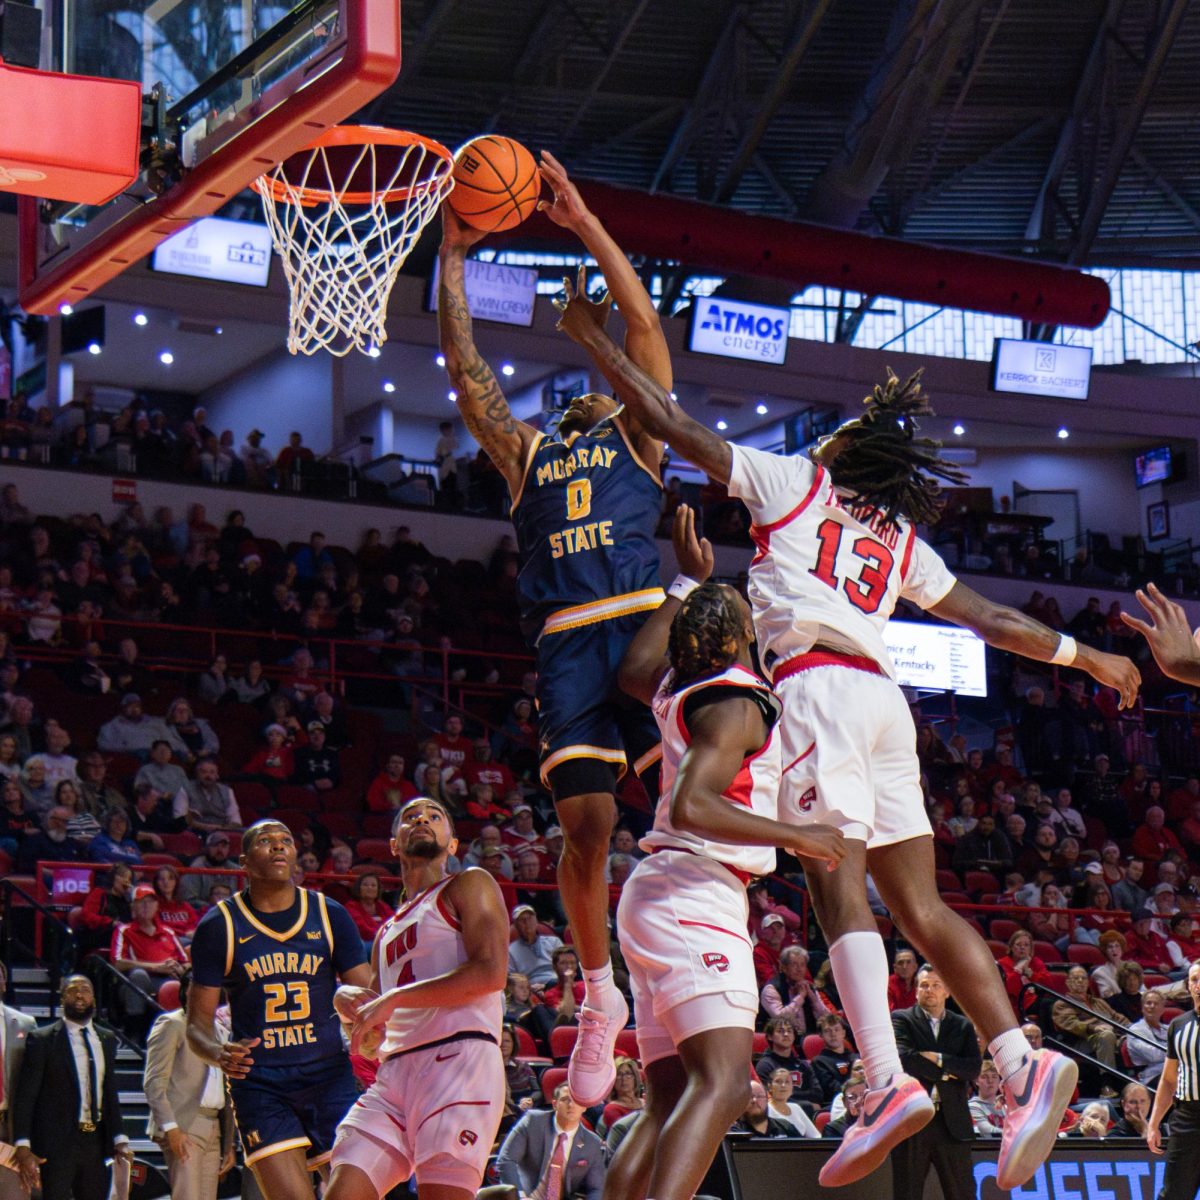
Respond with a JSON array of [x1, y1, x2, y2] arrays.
[[257, 136, 454, 357]]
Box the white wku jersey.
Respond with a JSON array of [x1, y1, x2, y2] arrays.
[[374, 872, 502, 1056], [727, 444, 958, 681], [641, 663, 781, 878]]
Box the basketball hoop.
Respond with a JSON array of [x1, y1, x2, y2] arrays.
[[254, 126, 455, 357]]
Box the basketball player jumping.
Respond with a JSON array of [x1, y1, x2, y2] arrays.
[[187, 821, 371, 1200], [553, 285, 1141, 1189], [325, 798, 509, 1200], [437, 152, 671, 1103], [607, 504, 845, 1200]]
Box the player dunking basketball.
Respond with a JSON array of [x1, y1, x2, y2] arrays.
[[437, 152, 671, 1103], [554, 291, 1141, 1190], [186, 820, 371, 1200], [606, 505, 844, 1200], [325, 798, 509, 1200]]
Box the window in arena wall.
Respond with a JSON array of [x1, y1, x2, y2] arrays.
[[1118, 269, 1188, 365]]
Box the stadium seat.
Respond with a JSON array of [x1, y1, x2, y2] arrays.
[[1163, 1007, 1183, 1023], [234, 782, 275, 814], [752, 1032, 768, 1056], [615, 1030, 640, 1060], [274, 786, 321, 812], [157, 979, 181, 1011], [935, 869, 961, 892], [815, 1111, 831, 1133], [802, 1034, 824, 1061], [140, 853, 182, 868], [355, 838, 392, 863], [964, 870, 1000, 896], [361, 813, 395, 838], [549, 1026, 579, 1062], [1045, 973, 1068, 995], [541, 1067, 567, 1103], [160, 831, 203, 859], [1033, 940, 1059, 963], [320, 811, 361, 840], [990, 919, 1020, 943], [1067, 944, 1104, 966], [513, 1026, 551, 1064], [987, 940, 1007, 959]]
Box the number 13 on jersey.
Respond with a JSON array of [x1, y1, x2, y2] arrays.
[[808, 518, 895, 615]]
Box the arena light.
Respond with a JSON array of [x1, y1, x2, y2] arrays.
[[366, 345, 381, 358], [383, 381, 395, 393], [159, 350, 174, 365], [1057, 427, 1069, 439], [58, 303, 73, 315], [716, 420, 728, 431], [436, 353, 446, 367], [501, 362, 515, 377], [448, 390, 458, 402], [953, 423, 966, 436], [755, 402, 769, 415], [87, 342, 101, 355], [133, 312, 148, 327]]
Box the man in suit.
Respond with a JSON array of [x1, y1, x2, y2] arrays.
[[12, 974, 132, 1200], [892, 963, 981, 1200], [495, 1083, 605, 1200], [0, 962, 36, 1200], [143, 971, 234, 1200]]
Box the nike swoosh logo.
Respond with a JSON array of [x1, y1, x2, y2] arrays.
[[860, 1087, 897, 1128], [1008, 1058, 1037, 1107], [238, 935, 254, 944], [435, 1050, 460, 1062]]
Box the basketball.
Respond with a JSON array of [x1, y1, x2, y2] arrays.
[[448, 135, 541, 232]]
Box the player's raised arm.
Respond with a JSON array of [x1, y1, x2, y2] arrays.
[[618, 505, 714, 705], [930, 581, 1141, 708], [554, 280, 732, 484], [1121, 581, 1200, 685], [438, 209, 535, 495], [539, 152, 672, 395]]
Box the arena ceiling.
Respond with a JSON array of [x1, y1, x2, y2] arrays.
[[367, 0, 1200, 273]]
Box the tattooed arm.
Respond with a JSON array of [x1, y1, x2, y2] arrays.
[[438, 209, 535, 496]]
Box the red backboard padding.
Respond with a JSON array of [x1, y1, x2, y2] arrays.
[[0, 58, 140, 204]]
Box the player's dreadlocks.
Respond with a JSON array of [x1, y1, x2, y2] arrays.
[[668, 583, 744, 693], [825, 367, 967, 530]]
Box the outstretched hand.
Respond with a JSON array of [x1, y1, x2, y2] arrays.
[[440, 202, 489, 251], [672, 504, 713, 584], [553, 265, 612, 343], [1121, 581, 1200, 685], [538, 150, 591, 230], [1086, 650, 1141, 710]]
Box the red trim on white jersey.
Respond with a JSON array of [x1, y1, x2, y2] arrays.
[[749, 466, 825, 563], [899, 525, 917, 582]]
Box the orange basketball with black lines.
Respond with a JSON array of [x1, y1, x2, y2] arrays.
[[448, 136, 542, 232]]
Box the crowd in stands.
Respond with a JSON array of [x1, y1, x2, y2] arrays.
[[0, 479, 1197, 1160]]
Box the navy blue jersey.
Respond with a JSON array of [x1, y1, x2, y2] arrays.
[[191, 887, 365, 1067], [512, 418, 662, 642]]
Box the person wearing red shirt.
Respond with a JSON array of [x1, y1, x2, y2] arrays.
[[540, 946, 586, 1009], [343, 872, 394, 947], [997, 929, 1053, 1013], [979, 746, 1023, 793], [1125, 908, 1175, 974], [365, 754, 418, 813], [241, 725, 295, 781], [753, 914, 787, 986], [152, 864, 198, 939], [466, 782, 510, 823], [433, 714, 471, 772], [1131, 806, 1183, 863], [887, 947, 920, 1011], [500, 804, 542, 852], [111, 884, 188, 1032], [80, 862, 135, 956], [1167, 775, 1200, 822], [462, 737, 517, 796]]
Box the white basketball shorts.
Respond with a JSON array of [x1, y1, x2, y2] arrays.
[[617, 850, 759, 1065], [774, 659, 930, 849], [331, 1036, 504, 1193]]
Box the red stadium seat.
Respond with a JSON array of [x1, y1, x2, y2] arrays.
[[541, 1067, 567, 1103], [361, 813, 395, 838], [941, 892, 970, 905], [157, 979, 181, 1011], [274, 786, 321, 812], [1033, 941, 1059, 964], [549, 1026, 579, 1062], [1067, 944, 1104, 966], [513, 1026, 550, 1063], [815, 1111, 831, 1133], [234, 782, 275, 814], [965, 870, 1000, 896], [1163, 1007, 1184, 1023], [140, 853, 182, 868], [1044, 973, 1068, 995], [320, 812, 361, 840], [104, 753, 142, 784], [355, 838, 392, 862], [990, 919, 1020, 943], [160, 831, 202, 859], [752, 1032, 768, 1056], [615, 1030, 640, 1060], [935, 869, 961, 892], [802, 1034, 825, 1061], [987, 940, 1007, 959]]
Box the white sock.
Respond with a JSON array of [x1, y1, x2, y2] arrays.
[[989, 1028, 1034, 1084], [582, 961, 616, 1010], [827, 930, 902, 1090]]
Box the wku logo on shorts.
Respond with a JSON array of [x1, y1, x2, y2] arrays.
[[459, 1130, 478, 1147], [797, 786, 817, 813], [701, 952, 730, 973]]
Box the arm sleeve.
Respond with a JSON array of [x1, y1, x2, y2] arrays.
[[681, 684, 780, 737], [189, 909, 230, 988], [898, 536, 957, 609], [727, 445, 817, 524], [326, 899, 369, 975]]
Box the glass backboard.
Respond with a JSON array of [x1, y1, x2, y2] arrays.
[[19, 0, 401, 314]]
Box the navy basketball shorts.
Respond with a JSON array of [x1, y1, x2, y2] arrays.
[[230, 1056, 360, 1169], [536, 611, 661, 801]]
